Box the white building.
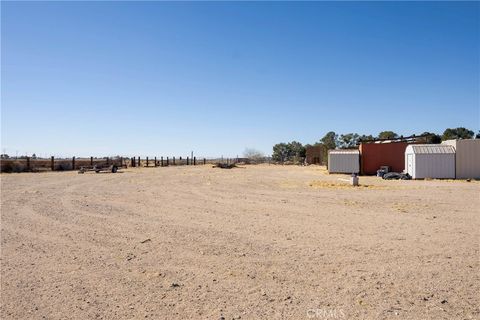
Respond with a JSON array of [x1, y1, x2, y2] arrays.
[[328, 149, 360, 174], [442, 139, 480, 179], [405, 144, 455, 179]]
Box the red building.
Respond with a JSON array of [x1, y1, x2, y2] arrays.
[[359, 141, 409, 175], [305, 145, 324, 165]]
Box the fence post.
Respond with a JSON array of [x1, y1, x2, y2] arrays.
[[72, 156, 75, 170], [26, 157, 30, 171], [154, 157, 157, 167], [138, 157, 140, 167], [146, 157, 149, 167], [167, 157, 169, 166], [187, 157, 189, 165], [90, 156, 93, 166], [51, 156, 55, 171], [194, 156, 196, 165], [204, 158, 206, 165], [173, 157, 175, 165], [161, 156, 164, 167]]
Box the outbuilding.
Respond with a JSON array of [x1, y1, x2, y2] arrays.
[[328, 149, 360, 174], [305, 145, 324, 165], [442, 139, 480, 179], [405, 144, 455, 179], [359, 141, 409, 175]]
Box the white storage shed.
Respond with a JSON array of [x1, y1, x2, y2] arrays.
[[328, 149, 360, 174], [405, 144, 455, 179], [442, 139, 480, 179]]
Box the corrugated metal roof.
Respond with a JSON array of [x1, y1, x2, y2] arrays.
[[408, 144, 455, 154], [329, 149, 360, 154]]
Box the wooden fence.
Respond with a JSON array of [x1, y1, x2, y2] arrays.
[[0, 156, 241, 173]]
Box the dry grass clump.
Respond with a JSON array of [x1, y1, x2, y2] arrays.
[[1, 161, 26, 173], [308, 180, 388, 190]]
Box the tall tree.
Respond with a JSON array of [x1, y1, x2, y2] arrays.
[[419, 132, 441, 144], [476, 131, 480, 139], [320, 131, 338, 150], [272, 143, 290, 162], [358, 134, 375, 142], [378, 131, 398, 140], [442, 127, 474, 140], [272, 141, 306, 163], [288, 141, 306, 158], [338, 133, 360, 149]]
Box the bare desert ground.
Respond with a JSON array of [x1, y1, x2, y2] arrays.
[[1, 165, 479, 319]]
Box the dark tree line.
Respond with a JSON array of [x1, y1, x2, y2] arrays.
[[272, 127, 477, 163]]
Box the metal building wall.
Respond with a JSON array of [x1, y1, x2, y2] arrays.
[[359, 142, 409, 175], [442, 139, 480, 179], [328, 150, 360, 173], [405, 145, 455, 179]]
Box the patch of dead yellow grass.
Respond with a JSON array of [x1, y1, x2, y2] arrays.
[[308, 180, 388, 190]]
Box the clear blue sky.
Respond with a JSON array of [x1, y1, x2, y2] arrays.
[[2, 1, 479, 158]]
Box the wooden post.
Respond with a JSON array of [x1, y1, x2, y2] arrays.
[[138, 157, 140, 167], [154, 157, 157, 167], [146, 157, 149, 167], [173, 157, 175, 165], [194, 156, 196, 165], [161, 156, 164, 167], [26, 157, 30, 171], [51, 156, 55, 171], [187, 157, 189, 165], [90, 156, 93, 166], [204, 158, 206, 165], [120, 157, 123, 168], [167, 157, 169, 166], [72, 156, 75, 170]]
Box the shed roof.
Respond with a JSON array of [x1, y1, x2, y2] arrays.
[[329, 149, 360, 155], [407, 144, 455, 154]]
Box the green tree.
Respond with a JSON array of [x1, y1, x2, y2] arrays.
[[358, 134, 375, 142], [272, 143, 290, 162], [288, 141, 306, 158], [320, 131, 338, 150], [419, 132, 441, 144], [476, 131, 480, 139], [338, 133, 360, 149], [378, 131, 398, 140], [442, 127, 474, 140], [272, 141, 306, 163]]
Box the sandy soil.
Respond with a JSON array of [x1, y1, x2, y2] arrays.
[[1, 165, 479, 320]]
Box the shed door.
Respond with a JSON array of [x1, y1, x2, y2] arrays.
[[407, 154, 413, 175]]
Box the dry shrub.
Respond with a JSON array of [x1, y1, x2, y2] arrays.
[[55, 162, 72, 171], [1, 161, 26, 173]]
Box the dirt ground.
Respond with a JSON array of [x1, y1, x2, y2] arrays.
[[1, 165, 479, 320]]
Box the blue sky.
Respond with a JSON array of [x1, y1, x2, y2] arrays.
[[2, 1, 479, 158]]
